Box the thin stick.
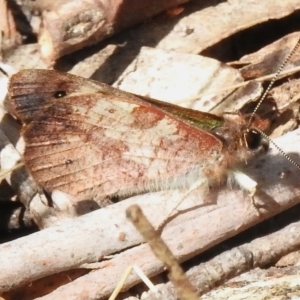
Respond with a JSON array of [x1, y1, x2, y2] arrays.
[[126, 204, 199, 300], [108, 265, 133, 300]]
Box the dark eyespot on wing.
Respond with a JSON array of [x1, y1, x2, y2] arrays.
[[8, 69, 100, 123], [54, 91, 67, 98]]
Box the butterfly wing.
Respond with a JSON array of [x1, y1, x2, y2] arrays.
[[9, 69, 140, 123], [9, 70, 225, 203]]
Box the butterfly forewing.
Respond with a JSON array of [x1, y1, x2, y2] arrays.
[[9, 69, 140, 123]]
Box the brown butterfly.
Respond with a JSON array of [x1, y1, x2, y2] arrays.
[[9, 69, 268, 206]]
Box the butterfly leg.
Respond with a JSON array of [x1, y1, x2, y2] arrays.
[[158, 177, 209, 228], [230, 170, 258, 208]]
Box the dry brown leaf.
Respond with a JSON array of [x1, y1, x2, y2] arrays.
[[240, 32, 300, 79], [269, 77, 300, 112]]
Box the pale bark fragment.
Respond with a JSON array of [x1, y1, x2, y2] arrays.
[[0, 0, 22, 52], [156, 0, 300, 54], [276, 250, 300, 267], [199, 266, 300, 299], [113, 47, 245, 112], [3, 44, 48, 71]]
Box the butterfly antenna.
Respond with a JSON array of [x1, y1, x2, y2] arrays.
[[247, 37, 300, 128], [247, 37, 300, 171], [257, 129, 300, 170]]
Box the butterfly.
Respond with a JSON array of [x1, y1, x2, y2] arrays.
[[9, 69, 268, 206]]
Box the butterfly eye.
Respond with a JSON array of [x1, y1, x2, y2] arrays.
[[244, 129, 268, 151], [53, 91, 67, 98]]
